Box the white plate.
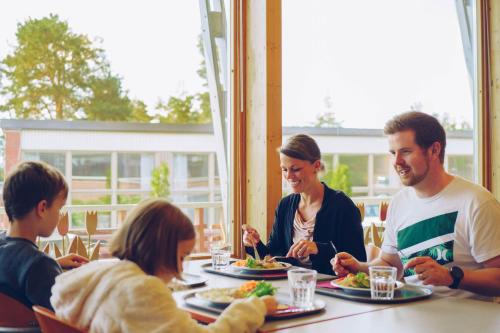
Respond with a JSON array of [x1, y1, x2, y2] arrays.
[[230, 261, 292, 273], [330, 278, 405, 294], [195, 288, 241, 306]]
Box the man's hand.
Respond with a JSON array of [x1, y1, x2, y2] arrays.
[[331, 252, 361, 276], [56, 253, 89, 269], [286, 240, 318, 258], [404, 256, 453, 286]]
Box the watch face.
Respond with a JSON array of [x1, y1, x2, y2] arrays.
[[451, 266, 464, 279]]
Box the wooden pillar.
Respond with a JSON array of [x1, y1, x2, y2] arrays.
[[489, 0, 500, 197], [244, 0, 282, 240]]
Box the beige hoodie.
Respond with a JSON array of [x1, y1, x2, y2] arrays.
[[51, 260, 267, 333]]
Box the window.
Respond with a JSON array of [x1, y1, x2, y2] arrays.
[[22, 152, 65, 173], [448, 155, 474, 181], [0, 0, 231, 255], [282, 0, 476, 204]]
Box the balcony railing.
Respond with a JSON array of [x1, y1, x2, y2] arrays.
[[0, 196, 391, 258], [0, 201, 226, 256]]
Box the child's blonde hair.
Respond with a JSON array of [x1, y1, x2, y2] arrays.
[[109, 198, 195, 276]]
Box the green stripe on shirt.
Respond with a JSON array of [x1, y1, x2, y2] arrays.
[[397, 211, 458, 250]]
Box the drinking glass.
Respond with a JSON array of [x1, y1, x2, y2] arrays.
[[287, 268, 317, 308], [369, 266, 397, 300], [210, 245, 231, 270]]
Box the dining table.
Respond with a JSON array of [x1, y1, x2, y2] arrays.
[[174, 259, 500, 333]]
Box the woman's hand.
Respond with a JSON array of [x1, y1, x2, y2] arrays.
[[286, 240, 318, 258], [56, 253, 89, 269], [261, 295, 278, 314], [242, 225, 261, 247]]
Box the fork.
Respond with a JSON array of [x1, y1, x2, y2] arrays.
[[243, 224, 260, 260]]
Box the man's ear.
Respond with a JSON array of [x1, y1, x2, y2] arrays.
[[430, 142, 441, 159]]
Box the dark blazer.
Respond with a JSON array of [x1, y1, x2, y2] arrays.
[[246, 183, 366, 275]]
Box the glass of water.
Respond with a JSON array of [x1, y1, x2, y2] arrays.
[[369, 266, 397, 300], [287, 268, 317, 308], [210, 244, 231, 270]]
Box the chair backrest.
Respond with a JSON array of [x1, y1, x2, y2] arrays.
[[0, 293, 38, 328], [32, 306, 85, 333]]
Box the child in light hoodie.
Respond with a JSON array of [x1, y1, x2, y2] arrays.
[[50, 198, 277, 333]]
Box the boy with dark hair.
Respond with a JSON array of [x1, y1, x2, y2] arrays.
[[0, 161, 87, 310]]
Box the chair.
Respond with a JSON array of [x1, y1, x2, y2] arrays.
[[0, 292, 38, 328], [32, 306, 85, 333]]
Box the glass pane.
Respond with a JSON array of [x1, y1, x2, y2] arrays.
[[72, 153, 111, 190], [23, 151, 66, 171], [22, 152, 65, 173], [117, 194, 146, 204], [0, 0, 229, 254], [448, 155, 474, 181], [172, 153, 210, 191], [338, 155, 368, 188], [282, 0, 476, 209], [70, 193, 112, 229], [117, 153, 154, 190]]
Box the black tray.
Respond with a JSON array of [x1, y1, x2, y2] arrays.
[[315, 284, 433, 304], [184, 292, 326, 320], [201, 262, 336, 281]]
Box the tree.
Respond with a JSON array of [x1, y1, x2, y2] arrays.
[[314, 111, 343, 128], [129, 100, 152, 122], [150, 163, 170, 198], [84, 75, 133, 121], [431, 112, 472, 131], [312, 95, 342, 128], [324, 164, 352, 196], [156, 94, 211, 124], [155, 34, 212, 124], [0, 14, 107, 120]]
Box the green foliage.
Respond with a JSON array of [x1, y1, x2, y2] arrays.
[[154, 34, 212, 125], [150, 163, 170, 198], [129, 100, 152, 122], [117, 195, 142, 204], [0, 14, 107, 120], [324, 163, 352, 196], [156, 93, 211, 124], [84, 75, 133, 121], [313, 111, 342, 128], [431, 112, 472, 131], [0, 14, 152, 123]]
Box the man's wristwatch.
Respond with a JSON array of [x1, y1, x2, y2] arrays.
[[448, 266, 464, 289]]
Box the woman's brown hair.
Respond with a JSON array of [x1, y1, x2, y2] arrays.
[[279, 134, 321, 163], [109, 198, 195, 276]]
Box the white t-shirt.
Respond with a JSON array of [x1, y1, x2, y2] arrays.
[[382, 176, 500, 300]]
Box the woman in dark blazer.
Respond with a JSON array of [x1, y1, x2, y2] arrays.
[[243, 134, 366, 275]]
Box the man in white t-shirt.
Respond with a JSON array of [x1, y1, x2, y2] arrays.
[[332, 111, 500, 300]]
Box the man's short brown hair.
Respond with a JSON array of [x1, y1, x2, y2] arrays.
[[109, 199, 195, 276], [384, 111, 447, 163], [3, 161, 68, 222]]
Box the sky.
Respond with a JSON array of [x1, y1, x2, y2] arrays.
[[0, 0, 473, 129]]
